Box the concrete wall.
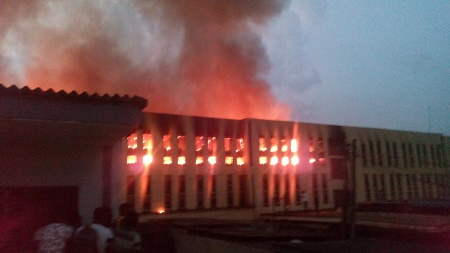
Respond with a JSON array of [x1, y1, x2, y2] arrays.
[[0, 141, 128, 224]]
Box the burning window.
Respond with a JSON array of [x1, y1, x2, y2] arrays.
[[236, 138, 244, 165], [309, 138, 316, 164], [177, 136, 186, 165], [127, 133, 138, 149], [195, 136, 204, 165], [270, 138, 278, 152], [290, 139, 298, 152], [281, 139, 289, 153], [207, 137, 217, 165], [262, 137, 300, 166], [143, 133, 153, 165], [127, 133, 153, 165], [224, 138, 233, 165], [163, 135, 172, 165], [318, 138, 325, 165]]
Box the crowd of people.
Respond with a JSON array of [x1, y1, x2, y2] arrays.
[[32, 203, 142, 253]]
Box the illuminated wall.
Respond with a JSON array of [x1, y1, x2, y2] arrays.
[[125, 113, 450, 215]]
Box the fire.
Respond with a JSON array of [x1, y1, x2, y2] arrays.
[[143, 155, 152, 165], [208, 156, 217, 165]]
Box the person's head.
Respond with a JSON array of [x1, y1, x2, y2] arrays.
[[122, 211, 139, 230], [93, 206, 112, 227], [118, 203, 130, 216]]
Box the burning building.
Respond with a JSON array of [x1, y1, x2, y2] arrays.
[[125, 113, 450, 216], [1, 84, 449, 251]]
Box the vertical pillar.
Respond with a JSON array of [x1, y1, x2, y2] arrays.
[[102, 146, 113, 207]]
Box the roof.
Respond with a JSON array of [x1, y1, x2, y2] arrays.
[[0, 83, 147, 110]]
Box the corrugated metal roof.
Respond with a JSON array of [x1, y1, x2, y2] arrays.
[[0, 83, 147, 109]]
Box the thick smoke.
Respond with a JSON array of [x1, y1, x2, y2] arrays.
[[0, 0, 290, 119]]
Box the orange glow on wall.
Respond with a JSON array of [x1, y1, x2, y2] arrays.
[[127, 155, 137, 164], [236, 157, 244, 166], [158, 209, 165, 214]]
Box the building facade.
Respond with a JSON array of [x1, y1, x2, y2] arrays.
[[126, 113, 450, 215]]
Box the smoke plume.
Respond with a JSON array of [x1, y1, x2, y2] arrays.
[[0, 0, 290, 119]]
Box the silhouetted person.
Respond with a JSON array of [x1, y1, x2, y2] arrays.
[[113, 211, 142, 252], [33, 213, 80, 253]]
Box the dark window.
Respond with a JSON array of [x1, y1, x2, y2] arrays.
[[143, 176, 151, 212], [372, 174, 379, 201], [408, 143, 415, 168], [364, 174, 371, 201], [379, 174, 386, 201], [386, 141, 392, 167], [389, 174, 396, 201], [210, 175, 217, 208], [178, 175, 186, 210], [274, 174, 281, 206], [401, 143, 408, 168], [164, 175, 172, 210], [263, 174, 269, 207], [239, 174, 248, 207], [321, 174, 329, 204], [197, 175, 204, 209], [284, 174, 291, 205], [361, 143, 367, 167], [369, 141, 375, 166], [405, 174, 412, 200], [422, 145, 428, 168], [126, 176, 136, 206], [393, 143, 399, 167], [226, 174, 233, 207], [312, 174, 319, 209], [396, 174, 403, 200], [376, 141, 382, 166], [295, 175, 301, 205]]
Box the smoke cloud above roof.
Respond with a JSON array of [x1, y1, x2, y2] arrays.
[[0, 0, 291, 120]]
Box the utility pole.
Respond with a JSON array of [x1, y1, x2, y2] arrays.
[[349, 139, 356, 239], [342, 139, 356, 239]]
